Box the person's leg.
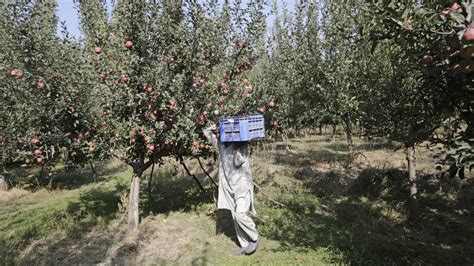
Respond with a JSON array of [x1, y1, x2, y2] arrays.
[[231, 209, 251, 248], [234, 193, 258, 242]]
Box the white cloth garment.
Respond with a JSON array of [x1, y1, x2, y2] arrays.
[[203, 126, 258, 247]]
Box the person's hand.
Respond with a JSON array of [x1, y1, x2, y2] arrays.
[[211, 124, 218, 132]]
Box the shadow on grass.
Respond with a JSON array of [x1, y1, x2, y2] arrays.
[[274, 148, 348, 167], [324, 141, 399, 152], [258, 162, 474, 265], [141, 168, 215, 217], [6, 160, 128, 191]]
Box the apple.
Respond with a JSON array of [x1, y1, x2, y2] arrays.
[[196, 114, 205, 125], [118, 152, 126, 160], [420, 55, 433, 64], [36, 157, 44, 164], [94, 47, 102, 54], [118, 75, 129, 84], [131, 138, 136, 144], [146, 86, 154, 93], [25, 159, 31, 164], [108, 67, 114, 73], [268, 101, 275, 108], [36, 80, 46, 89], [449, 1, 461, 12], [205, 144, 209, 149], [31, 138, 41, 145], [271, 120, 278, 127], [451, 63, 461, 74], [443, 46, 455, 54], [124, 40, 134, 48], [431, 67, 442, 77], [460, 46, 474, 60], [100, 72, 107, 79], [167, 101, 176, 111], [258, 107, 266, 113], [198, 78, 205, 84], [145, 136, 152, 142], [202, 111, 208, 116], [222, 88, 229, 95], [464, 27, 474, 42], [192, 83, 197, 89], [213, 110, 219, 116], [18, 138, 25, 145], [223, 72, 230, 79]]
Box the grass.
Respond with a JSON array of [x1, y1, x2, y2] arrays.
[[0, 134, 472, 265]]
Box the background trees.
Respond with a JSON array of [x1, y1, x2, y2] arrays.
[[1, 0, 472, 227]]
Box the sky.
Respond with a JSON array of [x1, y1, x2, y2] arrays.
[[56, 0, 296, 38]]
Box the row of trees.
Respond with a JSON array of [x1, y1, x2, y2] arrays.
[[1, 0, 472, 227]]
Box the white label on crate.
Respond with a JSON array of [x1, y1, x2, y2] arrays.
[[228, 119, 234, 123]]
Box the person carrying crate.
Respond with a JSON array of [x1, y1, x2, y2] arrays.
[[203, 123, 260, 256]]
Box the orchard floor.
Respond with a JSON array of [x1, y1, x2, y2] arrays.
[[1, 134, 473, 265]]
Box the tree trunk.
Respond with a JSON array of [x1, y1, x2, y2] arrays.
[[89, 160, 98, 182], [0, 175, 8, 191], [405, 144, 419, 219], [128, 170, 142, 229], [344, 115, 353, 161], [148, 163, 155, 193], [319, 124, 323, 135], [332, 123, 337, 142]]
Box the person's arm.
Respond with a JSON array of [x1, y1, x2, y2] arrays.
[[233, 145, 247, 168], [203, 124, 218, 148]]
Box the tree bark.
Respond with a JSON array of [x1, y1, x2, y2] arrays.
[[89, 160, 98, 182], [0, 175, 8, 191], [128, 170, 142, 230], [344, 115, 353, 161], [319, 124, 323, 135], [405, 144, 419, 219], [332, 123, 337, 142], [148, 163, 155, 193]]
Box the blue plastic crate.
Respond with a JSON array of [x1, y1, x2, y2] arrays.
[[219, 115, 265, 142]]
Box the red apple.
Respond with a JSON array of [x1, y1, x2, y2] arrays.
[[421, 55, 433, 64], [124, 40, 134, 48], [192, 83, 197, 89], [31, 138, 41, 145], [100, 72, 107, 79], [202, 111, 208, 116], [94, 47, 102, 54], [36, 157, 44, 164], [431, 67, 442, 77], [443, 45, 455, 54], [36, 80, 46, 89], [146, 86, 154, 93], [108, 67, 114, 73], [25, 159, 31, 164], [271, 120, 278, 127], [449, 1, 461, 12], [268, 101, 275, 108], [464, 27, 474, 41], [222, 88, 229, 95], [258, 107, 265, 113], [118, 152, 126, 160]]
